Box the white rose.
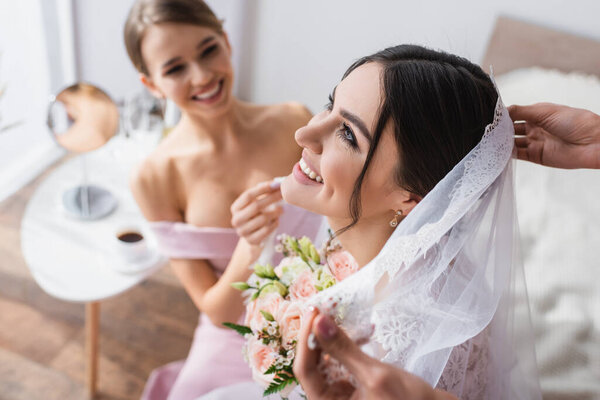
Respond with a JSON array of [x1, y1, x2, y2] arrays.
[[276, 256, 310, 286]]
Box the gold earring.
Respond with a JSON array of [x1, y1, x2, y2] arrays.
[[389, 210, 403, 227]]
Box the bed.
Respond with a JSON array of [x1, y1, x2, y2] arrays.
[[482, 16, 600, 400]]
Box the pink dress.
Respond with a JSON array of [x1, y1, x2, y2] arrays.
[[141, 204, 324, 400]]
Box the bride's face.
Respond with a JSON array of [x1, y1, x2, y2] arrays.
[[282, 63, 407, 223]]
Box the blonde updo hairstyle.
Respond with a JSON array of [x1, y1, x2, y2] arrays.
[[124, 0, 224, 75]]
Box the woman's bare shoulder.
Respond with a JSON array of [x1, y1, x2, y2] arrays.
[[264, 101, 313, 128], [242, 102, 312, 145], [129, 144, 183, 221], [131, 152, 170, 190], [240, 101, 310, 126], [133, 123, 206, 182]]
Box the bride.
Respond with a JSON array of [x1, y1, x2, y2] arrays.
[[207, 44, 541, 399]]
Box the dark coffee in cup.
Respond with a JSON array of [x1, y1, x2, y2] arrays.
[[117, 231, 144, 243], [114, 225, 148, 262]]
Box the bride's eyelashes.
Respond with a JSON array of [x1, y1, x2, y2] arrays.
[[337, 122, 359, 151], [325, 93, 360, 151]]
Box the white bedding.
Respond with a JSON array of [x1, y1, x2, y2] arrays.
[[497, 68, 600, 399]]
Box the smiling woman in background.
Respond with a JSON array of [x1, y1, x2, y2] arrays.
[[123, 0, 322, 399]]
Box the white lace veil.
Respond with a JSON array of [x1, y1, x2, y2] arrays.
[[311, 87, 542, 399]]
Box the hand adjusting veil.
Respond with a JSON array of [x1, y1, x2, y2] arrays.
[[311, 87, 542, 399]]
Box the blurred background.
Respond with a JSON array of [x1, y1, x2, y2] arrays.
[[0, 1, 599, 399], [2, 0, 600, 201], [2, 0, 600, 202]]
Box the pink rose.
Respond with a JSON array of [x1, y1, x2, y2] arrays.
[[327, 250, 359, 281], [288, 269, 317, 300], [276, 300, 305, 345], [247, 336, 276, 388], [245, 292, 283, 332]]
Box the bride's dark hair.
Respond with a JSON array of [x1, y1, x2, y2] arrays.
[[344, 44, 498, 231]]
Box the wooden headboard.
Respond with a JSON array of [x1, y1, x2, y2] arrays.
[[482, 16, 600, 77]]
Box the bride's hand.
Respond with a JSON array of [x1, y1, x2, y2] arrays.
[[231, 180, 284, 257], [294, 309, 458, 400]]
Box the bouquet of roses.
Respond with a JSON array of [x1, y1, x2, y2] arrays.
[[224, 234, 359, 398]]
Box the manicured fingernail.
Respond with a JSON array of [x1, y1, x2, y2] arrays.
[[269, 181, 281, 189], [307, 333, 318, 350], [270, 177, 284, 189], [316, 315, 338, 340]]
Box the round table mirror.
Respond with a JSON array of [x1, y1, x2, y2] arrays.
[[47, 83, 119, 220]]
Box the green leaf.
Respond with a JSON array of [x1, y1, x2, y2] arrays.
[[260, 310, 275, 322], [230, 281, 250, 291], [264, 364, 278, 375], [263, 376, 298, 396], [222, 322, 252, 336]]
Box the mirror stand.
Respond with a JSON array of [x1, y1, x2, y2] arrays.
[[48, 83, 121, 220], [62, 154, 117, 220]]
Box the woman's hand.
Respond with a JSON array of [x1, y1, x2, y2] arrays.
[[509, 103, 600, 169], [294, 309, 458, 400], [231, 180, 284, 259]]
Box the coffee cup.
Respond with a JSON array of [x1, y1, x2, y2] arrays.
[[114, 226, 148, 262]]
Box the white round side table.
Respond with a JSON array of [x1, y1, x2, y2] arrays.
[[21, 136, 166, 398]]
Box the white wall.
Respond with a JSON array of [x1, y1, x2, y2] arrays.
[[72, 0, 600, 112], [73, 0, 141, 100], [246, 0, 600, 112], [0, 0, 64, 202]]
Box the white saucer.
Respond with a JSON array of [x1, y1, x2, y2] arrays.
[[109, 246, 166, 274]]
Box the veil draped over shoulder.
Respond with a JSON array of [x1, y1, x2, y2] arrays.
[[310, 87, 542, 399]]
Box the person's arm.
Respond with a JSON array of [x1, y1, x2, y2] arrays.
[[294, 309, 458, 400], [509, 103, 600, 169], [130, 160, 280, 326], [170, 239, 260, 326], [197, 181, 283, 325]]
